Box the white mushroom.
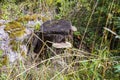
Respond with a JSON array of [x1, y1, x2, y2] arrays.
[[71, 26, 77, 31], [52, 42, 72, 48]]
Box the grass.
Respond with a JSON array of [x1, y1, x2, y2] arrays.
[[0, 0, 120, 80], [0, 47, 119, 80]]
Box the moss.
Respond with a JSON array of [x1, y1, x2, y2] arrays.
[[16, 14, 38, 22], [21, 51, 26, 58], [0, 50, 3, 57], [9, 41, 20, 51], [0, 23, 2, 26], [4, 21, 26, 39], [39, 16, 50, 22], [16, 14, 50, 23], [1, 54, 9, 65]]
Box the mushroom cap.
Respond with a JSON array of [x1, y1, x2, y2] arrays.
[[52, 42, 72, 48], [71, 26, 77, 31]]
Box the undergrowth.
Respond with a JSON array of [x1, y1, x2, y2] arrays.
[[0, 0, 120, 80]]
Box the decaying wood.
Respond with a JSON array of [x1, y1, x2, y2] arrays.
[[33, 19, 77, 54]]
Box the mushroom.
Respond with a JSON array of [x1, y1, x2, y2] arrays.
[[52, 42, 72, 48]]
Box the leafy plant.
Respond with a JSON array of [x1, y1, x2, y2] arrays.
[[0, 0, 120, 80], [114, 64, 120, 73]]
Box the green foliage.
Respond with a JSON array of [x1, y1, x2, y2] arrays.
[[35, 22, 40, 30], [114, 64, 120, 73], [0, 0, 120, 80], [0, 1, 23, 20], [0, 50, 3, 67], [0, 73, 7, 80], [0, 50, 3, 56], [113, 17, 120, 35]]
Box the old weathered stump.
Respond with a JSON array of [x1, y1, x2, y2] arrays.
[[33, 19, 76, 56]]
